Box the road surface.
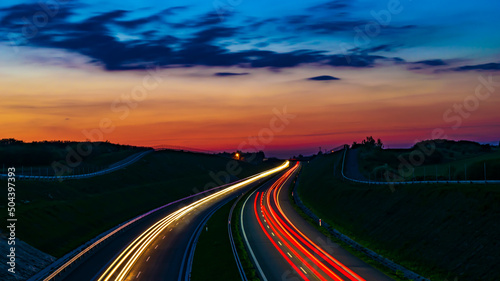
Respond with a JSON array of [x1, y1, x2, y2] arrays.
[[37, 162, 289, 281], [241, 162, 394, 281]]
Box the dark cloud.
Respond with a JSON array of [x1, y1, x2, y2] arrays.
[[413, 59, 447, 66], [451, 62, 500, 72], [392, 57, 405, 63], [308, 0, 351, 11], [244, 17, 280, 30], [214, 72, 249, 77], [351, 44, 402, 53], [0, 4, 404, 71], [189, 26, 238, 44], [162, 6, 189, 15], [328, 54, 385, 67], [0, 3, 74, 28], [247, 50, 325, 68], [307, 75, 340, 81], [172, 44, 240, 67], [298, 18, 417, 35], [115, 14, 162, 29], [191, 12, 223, 27], [170, 11, 229, 29], [299, 20, 365, 34], [88, 10, 127, 22], [285, 15, 312, 25]]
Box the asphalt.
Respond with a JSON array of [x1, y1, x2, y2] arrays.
[[242, 162, 394, 281], [241, 173, 294, 281], [57, 177, 270, 281]]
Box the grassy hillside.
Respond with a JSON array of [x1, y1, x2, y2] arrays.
[[1, 150, 277, 257], [0, 139, 148, 175], [297, 152, 500, 280], [356, 140, 500, 181]]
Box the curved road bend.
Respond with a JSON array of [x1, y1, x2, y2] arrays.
[[53, 162, 289, 281], [241, 162, 394, 281]]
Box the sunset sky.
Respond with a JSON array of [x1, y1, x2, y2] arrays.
[[1, 0, 499, 157]]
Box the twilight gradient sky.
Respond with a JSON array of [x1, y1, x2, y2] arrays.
[[1, 0, 499, 157]]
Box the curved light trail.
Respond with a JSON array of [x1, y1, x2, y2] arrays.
[[253, 162, 366, 281], [97, 161, 289, 281]]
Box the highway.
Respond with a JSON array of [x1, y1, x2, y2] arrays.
[[241, 162, 394, 281], [0, 150, 153, 181], [35, 162, 289, 281], [341, 148, 500, 185]]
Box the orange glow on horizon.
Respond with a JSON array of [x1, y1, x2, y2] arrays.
[[1, 63, 499, 156]]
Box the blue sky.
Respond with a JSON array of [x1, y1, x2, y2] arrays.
[[1, 0, 499, 71]]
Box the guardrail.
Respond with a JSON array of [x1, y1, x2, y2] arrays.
[[180, 197, 234, 281], [29, 169, 277, 281], [0, 150, 153, 181], [291, 170, 430, 281], [341, 148, 500, 185], [228, 193, 249, 281]]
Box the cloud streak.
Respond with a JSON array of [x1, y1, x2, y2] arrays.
[[214, 72, 249, 76], [451, 62, 500, 72], [307, 75, 340, 81]]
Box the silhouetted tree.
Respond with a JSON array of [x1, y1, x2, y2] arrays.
[[0, 138, 23, 145], [376, 138, 384, 148], [362, 136, 376, 146]]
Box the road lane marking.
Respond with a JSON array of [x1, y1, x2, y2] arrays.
[[96, 162, 289, 281], [271, 232, 275, 236], [274, 163, 366, 281], [278, 241, 282, 246], [155, 245, 158, 249], [163, 235, 166, 239], [241, 190, 269, 281], [300, 267, 307, 274], [287, 252, 292, 258], [136, 271, 141, 279], [146, 256, 150, 262]]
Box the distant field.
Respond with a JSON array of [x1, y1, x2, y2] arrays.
[[297, 152, 500, 280], [356, 140, 500, 181], [0, 150, 277, 257]]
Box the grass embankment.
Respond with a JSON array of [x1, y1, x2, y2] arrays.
[[191, 198, 240, 281], [0, 150, 275, 257], [0, 140, 148, 175], [297, 152, 500, 280], [192, 178, 272, 281], [357, 140, 500, 181]]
